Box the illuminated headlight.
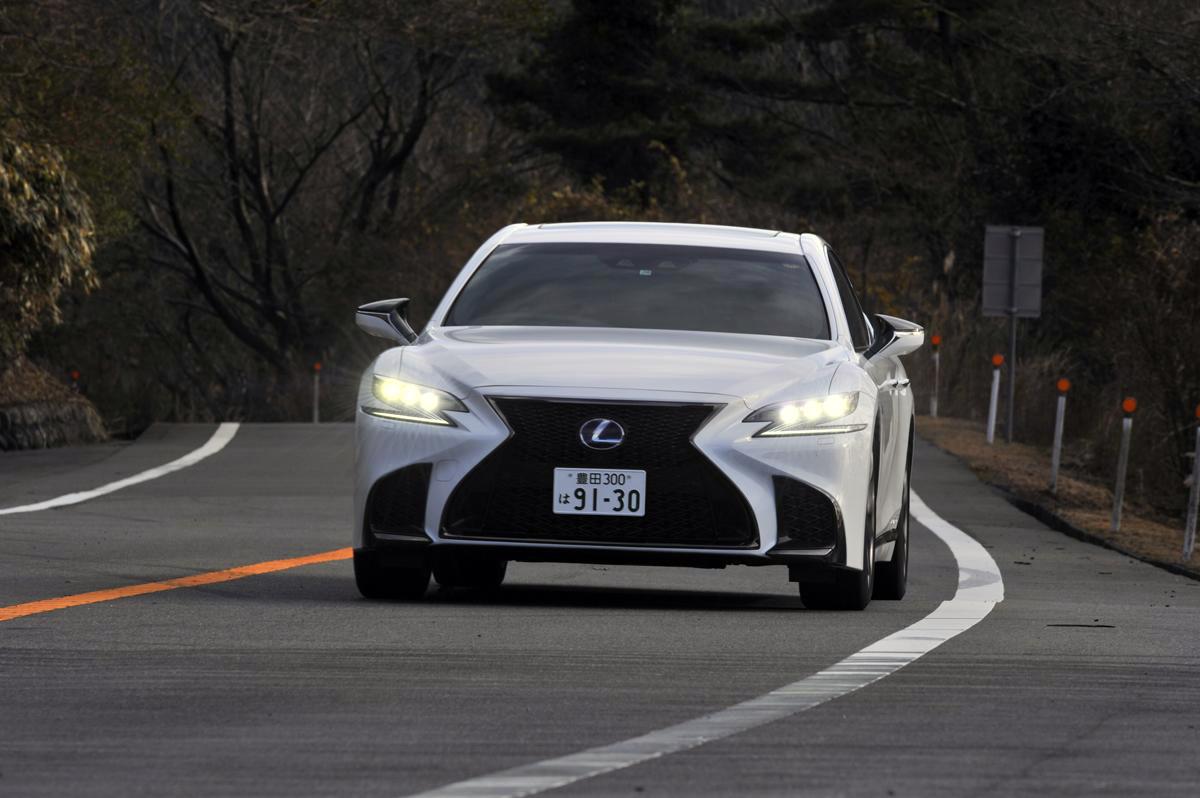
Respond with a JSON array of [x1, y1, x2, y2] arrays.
[[744, 392, 865, 437], [362, 376, 467, 426]]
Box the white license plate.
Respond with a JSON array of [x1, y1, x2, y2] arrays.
[[553, 468, 646, 516]]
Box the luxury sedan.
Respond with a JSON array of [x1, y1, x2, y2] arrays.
[[353, 222, 923, 609]]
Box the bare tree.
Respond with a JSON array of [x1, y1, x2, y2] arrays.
[[134, 1, 524, 415]]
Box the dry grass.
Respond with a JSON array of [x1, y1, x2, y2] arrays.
[[0, 357, 81, 406], [917, 415, 1198, 578]]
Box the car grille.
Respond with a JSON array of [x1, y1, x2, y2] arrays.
[[773, 476, 839, 550], [441, 399, 757, 548], [368, 463, 432, 536]]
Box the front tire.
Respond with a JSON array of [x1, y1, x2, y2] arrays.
[[800, 531, 874, 610], [354, 550, 431, 600]]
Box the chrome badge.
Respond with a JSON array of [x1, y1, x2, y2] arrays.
[[579, 418, 625, 450]]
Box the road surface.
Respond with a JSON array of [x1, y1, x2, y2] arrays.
[[1, 423, 1197, 796]]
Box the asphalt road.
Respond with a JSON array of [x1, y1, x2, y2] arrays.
[[1, 423, 1198, 796]]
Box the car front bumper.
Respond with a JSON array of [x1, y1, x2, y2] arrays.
[[355, 385, 874, 573]]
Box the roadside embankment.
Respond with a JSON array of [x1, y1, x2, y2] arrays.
[[0, 359, 107, 450], [917, 415, 1197, 579]]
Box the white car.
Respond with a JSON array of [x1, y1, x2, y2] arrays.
[[353, 222, 923, 609]]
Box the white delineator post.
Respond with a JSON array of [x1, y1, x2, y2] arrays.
[[1110, 397, 1137, 532], [986, 354, 1003, 445], [312, 361, 322, 424], [930, 334, 942, 418], [1184, 404, 1200, 561], [1049, 378, 1070, 494]]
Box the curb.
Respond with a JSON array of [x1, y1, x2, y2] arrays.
[[917, 432, 1200, 583], [1002, 492, 1200, 583]]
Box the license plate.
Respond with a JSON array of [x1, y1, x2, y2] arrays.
[[553, 468, 646, 516]]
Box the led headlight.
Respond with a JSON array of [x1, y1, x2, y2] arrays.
[[363, 375, 467, 426], [744, 392, 865, 437]]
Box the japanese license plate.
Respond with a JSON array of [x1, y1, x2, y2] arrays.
[[552, 468, 646, 516]]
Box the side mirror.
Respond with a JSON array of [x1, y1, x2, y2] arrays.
[[866, 314, 924, 360], [356, 298, 418, 344]]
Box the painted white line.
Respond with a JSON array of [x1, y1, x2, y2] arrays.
[[0, 423, 240, 515], [403, 490, 1004, 798]]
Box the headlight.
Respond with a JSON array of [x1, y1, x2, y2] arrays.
[[362, 375, 467, 426], [744, 392, 865, 437]]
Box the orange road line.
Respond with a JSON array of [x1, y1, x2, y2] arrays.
[[0, 547, 353, 623]]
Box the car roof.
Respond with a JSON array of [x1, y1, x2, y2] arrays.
[[502, 222, 803, 253]]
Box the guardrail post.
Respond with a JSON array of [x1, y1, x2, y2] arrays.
[[1050, 378, 1070, 494], [312, 361, 322, 424], [1184, 404, 1200, 560], [986, 354, 1003, 445], [1110, 397, 1137, 532], [930, 334, 942, 418]]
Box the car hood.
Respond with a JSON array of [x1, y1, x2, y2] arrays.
[[393, 326, 847, 402]]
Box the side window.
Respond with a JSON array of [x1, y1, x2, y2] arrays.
[[827, 249, 871, 350]]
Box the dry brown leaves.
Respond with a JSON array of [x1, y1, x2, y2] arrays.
[[917, 415, 1197, 577]]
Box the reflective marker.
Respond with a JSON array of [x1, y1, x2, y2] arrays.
[[1111, 397, 1136, 532], [930, 334, 942, 418], [1050, 378, 1070, 494], [1184, 404, 1200, 560], [986, 355, 1004, 445]]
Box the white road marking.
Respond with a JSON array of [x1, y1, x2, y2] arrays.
[[403, 490, 1004, 798], [0, 423, 240, 515]]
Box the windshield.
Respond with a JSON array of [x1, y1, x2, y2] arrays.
[[444, 242, 831, 339]]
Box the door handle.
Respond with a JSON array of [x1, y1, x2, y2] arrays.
[[881, 379, 899, 389], [897, 378, 910, 387]]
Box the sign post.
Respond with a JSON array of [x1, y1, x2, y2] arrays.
[[930, 334, 942, 418], [983, 225, 1044, 443], [1049, 378, 1070, 494], [1110, 397, 1137, 532]]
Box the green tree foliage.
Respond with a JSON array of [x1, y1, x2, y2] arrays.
[[0, 1, 165, 242], [489, 0, 690, 198], [0, 137, 97, 360]]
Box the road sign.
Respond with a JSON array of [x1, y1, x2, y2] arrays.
[[983, 226, 1043, 318], [983, 224, 1044, 443]]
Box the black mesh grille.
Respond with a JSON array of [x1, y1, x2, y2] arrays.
[[773, 476, 839, 550], [368, 463, 432, 536], [442, 399, 757, 548]]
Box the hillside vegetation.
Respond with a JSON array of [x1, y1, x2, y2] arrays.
[[2, 0, 1198, 516]]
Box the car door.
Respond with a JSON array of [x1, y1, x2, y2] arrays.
[[826, 249, 900, 538]]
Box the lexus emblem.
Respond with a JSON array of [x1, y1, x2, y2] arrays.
[[579, 418, 625, 450]]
